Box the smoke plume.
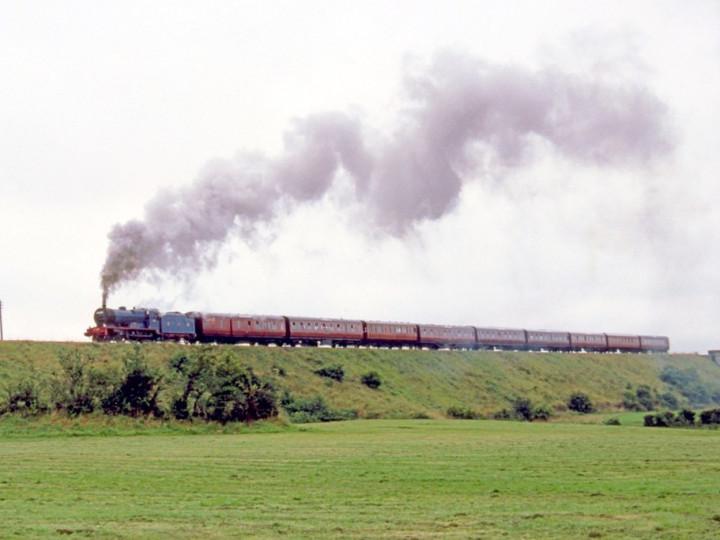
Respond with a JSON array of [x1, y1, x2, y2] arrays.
[[100, 52, 673, 303]]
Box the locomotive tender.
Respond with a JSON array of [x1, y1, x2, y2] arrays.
[[86, 306, 670, 353]]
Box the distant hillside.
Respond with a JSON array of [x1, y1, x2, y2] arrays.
[[1, 342, 719, 419]]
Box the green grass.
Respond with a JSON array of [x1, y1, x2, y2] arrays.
[[2, 343, 720, 537], [1, 420, 720, 538]]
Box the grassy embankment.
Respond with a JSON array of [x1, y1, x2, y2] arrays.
[[1, 340, 719, 421]]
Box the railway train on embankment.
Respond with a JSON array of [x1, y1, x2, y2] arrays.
[[85, 306, 670, 353]]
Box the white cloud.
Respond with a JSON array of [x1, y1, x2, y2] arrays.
[[1, 1, 719, 353]]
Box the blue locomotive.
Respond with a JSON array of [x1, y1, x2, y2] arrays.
[[88, 307, 196, 341]]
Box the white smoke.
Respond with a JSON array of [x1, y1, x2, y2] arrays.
[[101, 51, 673, 303]]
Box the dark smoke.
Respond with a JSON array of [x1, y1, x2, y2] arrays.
[[100, 52, 673, 302]]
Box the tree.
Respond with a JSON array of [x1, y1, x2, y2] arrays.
[[204, 362, 277, 424], [103, 344, 163, 417], [170, 349, 277, 424], [170, 350, 213, 420]]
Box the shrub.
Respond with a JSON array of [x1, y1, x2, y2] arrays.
[[568, 392, 594, 414], [700, 408, 720, 425], [655, 411, 676, 427], [513, 398, 534, 421], [635, 385, 656, 411], [494, 399, 551, 421], [361, 371, 382, 389], [280, 391, 356, 423], [622, 390, 641, 411], [532, 404, 553, 421], [314, 364, 345, 382], [644, 411, 681, 427], [493, 408, 513, 420], [52, 349, 112, 416], [446, 406, 480, 419], [0, 377, 50, 416], [623, 385, 657, 412], [603, 417, 621, 426], [678, 408, 696, 425]]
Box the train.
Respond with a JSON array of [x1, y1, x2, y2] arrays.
[[85, 306, 670, 353]]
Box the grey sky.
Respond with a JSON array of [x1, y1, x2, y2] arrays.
[[1, 1, 719, 352]]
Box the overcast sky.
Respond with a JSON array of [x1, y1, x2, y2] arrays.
[[1, 1, 719, 352]]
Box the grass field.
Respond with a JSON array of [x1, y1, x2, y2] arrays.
[[2, 419, 720, 538]]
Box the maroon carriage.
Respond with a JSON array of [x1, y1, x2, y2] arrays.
[[526, 330, 571, 351], [475, 327, 526, 350], [191, 312, 287, 344], [286, 316, 364, 346], [639, 335, 670, 353], [605, 334, 642, 352], [418, 324, 476, 349], [569, 332, 608, 352], [364, 321, 419, 347]]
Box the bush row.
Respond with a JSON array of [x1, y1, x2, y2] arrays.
[[0, 348, 379, 425], [447, 392, 598, 422], [644, 408, 720, 427]]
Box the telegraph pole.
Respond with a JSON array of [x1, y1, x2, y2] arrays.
[[0, 299, 3, 341]]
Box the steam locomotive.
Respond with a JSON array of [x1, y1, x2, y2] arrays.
[[85, 306, 670, 353]]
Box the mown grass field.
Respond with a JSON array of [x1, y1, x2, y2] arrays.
[[2, 419, 720, 539], [2, 343, 720, 537]]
